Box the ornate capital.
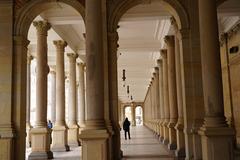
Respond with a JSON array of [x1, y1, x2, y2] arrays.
[[160, 49, 167, 59], [157, 59, 163, 66], [164, 35, 175, 46], [67, 53, 78, 60], [33, 21, 51, 35], [53, 40, 67, 49]]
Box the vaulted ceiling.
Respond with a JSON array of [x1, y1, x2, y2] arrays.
[[27, 0, 240, 103]]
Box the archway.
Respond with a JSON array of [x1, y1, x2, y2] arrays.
[[13, 1, 85, 159], [107, 0, 205, 159], [124, 106, 132, 123]]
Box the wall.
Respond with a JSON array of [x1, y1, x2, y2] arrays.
[[220, 24, 240, 148]]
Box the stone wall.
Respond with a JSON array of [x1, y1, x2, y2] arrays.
[[220, 24, 240, 148]]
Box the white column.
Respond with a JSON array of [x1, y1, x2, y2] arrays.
[[51, 40, 69, 151], [198, 0, 234, 159], [77, 62, 86, 131], [26, 55, 33, 148], [29, 20, 53, 159], [67, 53, 80, 146]]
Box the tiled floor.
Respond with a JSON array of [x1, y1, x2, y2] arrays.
[[26, 126, 174, 160], [121, 125, 175, 160]]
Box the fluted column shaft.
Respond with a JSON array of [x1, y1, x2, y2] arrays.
[[54, 40, 67, 126], [77, 63, 86, 128], [161, 49, 170, 145]]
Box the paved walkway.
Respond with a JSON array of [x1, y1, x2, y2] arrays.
[[121, 125, 175, 160], [26, 126, 174, 160]]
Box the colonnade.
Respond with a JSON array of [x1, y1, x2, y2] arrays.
[[143, 26, 185, 156], [26, 21, 86, 159]]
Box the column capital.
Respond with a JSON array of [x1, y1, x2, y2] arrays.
[[154, 67, 159, 73], [157, 59, 163, 66], [27, 54, 34, 64], [164, 35, 175, 46], [160, 49, 167, 59], [67, 53, 78, 60], [53, 40, 67, 49], [77, 62, 86, 68], [33, 21, 51, 35]]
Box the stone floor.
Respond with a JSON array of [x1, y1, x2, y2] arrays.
[[26, 126, 174, 160], [121, 125, 175, 160]]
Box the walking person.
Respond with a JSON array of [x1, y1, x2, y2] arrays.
[[123, 117, 131, 140]]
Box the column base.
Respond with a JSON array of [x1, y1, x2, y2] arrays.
[[68, 124, 80, 146], [198, 126, 234, 160], [79, 129, 109, 160], [29, 127, 53, 159], [0, 138, 14, 160], [163, 122, 169, 145], [51, 125, 70, 151], [168, 122, 177, 150], [175, 148, 186, 158], [28, 151, 53, 160], [175, 123, 185, 157]]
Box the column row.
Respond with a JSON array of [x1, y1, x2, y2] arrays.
[[26, 21, 86, 159]]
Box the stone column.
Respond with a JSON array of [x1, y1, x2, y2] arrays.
[[171, 17, 185, 157], [154, 67, 160, 136], [165, 35, 178, 150], [29, 21, 53, 159], [131, 103, 136, 126], [67, 53, 80, 146], [51, 40, 69, 151], [50, 69, 56, 124], [157, 59, 165, 142], [26, 55, 33, 148], [198, 0, 234, 159], [77, 62, 86, 132], [79, 1, 109, 159], [161, 49, 170, 145]]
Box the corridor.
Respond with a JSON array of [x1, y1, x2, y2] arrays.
[[121, 126, 175, 160]]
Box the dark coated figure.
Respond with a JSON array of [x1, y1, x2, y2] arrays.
[[123, 117, 131, 140]]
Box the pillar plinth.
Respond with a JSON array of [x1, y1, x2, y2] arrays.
[[67, 53, 80, 146], [160, 49, 170, 145], [26, 55, 33, 148], [79, 1, 109, 159], [29, 20, 53, 160], [198, 0, 234, 160], [51, 40, 70, 151], [77, 62, 86, 133]]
